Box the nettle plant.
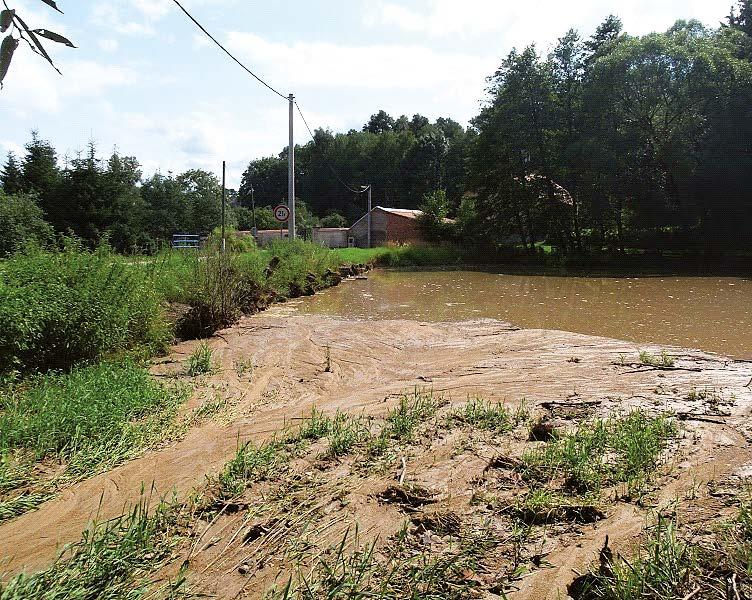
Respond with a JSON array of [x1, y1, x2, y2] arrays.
[[1, 0, 75, 88]]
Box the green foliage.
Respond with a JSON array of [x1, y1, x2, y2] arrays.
[[186, 342, 214, 376], [639, 350, 676, 367], [218, 441, 282, 498], [0, 501, 183, 600], [383, 390, 441, 441], [522, 411, 677, 494], [0, 361, 186, 487], [0, 245, 167, 374], [319, 212, 348, 228], [0, 191, 53, 256], [448, 398, 527, 432], [581, 519, 696, 599], [326, 412, 370, 458]]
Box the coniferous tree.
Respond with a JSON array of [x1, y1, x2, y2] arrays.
[[0, 152, 24, 194]]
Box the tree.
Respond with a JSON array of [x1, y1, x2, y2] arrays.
[[728, 0, 752, 36], [142, 173, 190, 241], [320, 212, 348, 228], [417, 190, 451, 242], [0, 190, 53, 256], [1, 152, 23, 194], [363, 110, 395, 134], [177, 169, 224, 235]]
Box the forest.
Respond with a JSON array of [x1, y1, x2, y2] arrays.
[[2, 4, 751, 256]]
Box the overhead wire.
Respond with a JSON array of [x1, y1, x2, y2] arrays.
[[172, 0, 368, 196], [170, 0, 288, 101], [294, 101, 368, 195]]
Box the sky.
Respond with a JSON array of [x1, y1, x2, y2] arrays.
[[0, 0, 733, 188]]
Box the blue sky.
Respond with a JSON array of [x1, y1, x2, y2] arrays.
[[1, 0, 731, 187]]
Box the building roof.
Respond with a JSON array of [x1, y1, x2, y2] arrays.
[[375, 206, 424, 219]]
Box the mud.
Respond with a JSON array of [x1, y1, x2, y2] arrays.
[[0, 313, 751, 599]]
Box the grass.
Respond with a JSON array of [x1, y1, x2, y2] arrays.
[[186, 342, 214, 376], [383, 390, 442, 441], [326, 412, 371, 458], [0, 361, 187, 520], [576, 518, 695, 600], [448, 398, 528, 433], [521, 411, 677, 495], [272, 519, 501, 600], [639, 350, 676, 368], [0, 500, 185, 600]]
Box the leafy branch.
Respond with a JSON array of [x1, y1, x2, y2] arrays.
[[1, 0, 75, 89]]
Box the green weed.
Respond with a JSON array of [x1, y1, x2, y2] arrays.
[[0, 362, 186, 520], [522, 411, 677, 495], [325, 412, 371, 458], [448, 398, 527, 433], [639, 350, 675, 368], [383, 390, 441, 441], [0, 500, 184, 599], [0, 245, 168, 374], [577, 518, 696, 599], [186, 342, 214, 376]]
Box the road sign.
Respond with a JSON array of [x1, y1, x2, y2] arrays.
[[274, 205, 290, 223]]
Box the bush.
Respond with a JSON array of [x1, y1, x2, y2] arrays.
[[0, 191, 53, 257], [176, 251, 267, 338], [265, 239, 338, 297], [0, 245, 168, 374]]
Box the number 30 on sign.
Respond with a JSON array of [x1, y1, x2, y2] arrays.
[[274, 205, 291, 223]]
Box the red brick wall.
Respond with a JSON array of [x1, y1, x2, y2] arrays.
[[386, 213, 423, 244]]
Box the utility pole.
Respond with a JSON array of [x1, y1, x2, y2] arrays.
[[288, 93, 296, 240], [250, 184, 257, 235], [221, 160, 226, 253], [361, 185, 372, 248], [367, 185, 372, 249]]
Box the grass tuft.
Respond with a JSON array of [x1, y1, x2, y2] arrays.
[[521, 411, 677, 495], [186, 342, 214, 376], [0, 500, 185, 599]]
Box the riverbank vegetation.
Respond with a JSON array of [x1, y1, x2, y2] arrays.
[[0, 238, 371, 523]]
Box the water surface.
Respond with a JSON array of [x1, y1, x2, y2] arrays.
[[292, 270, 752, 359]]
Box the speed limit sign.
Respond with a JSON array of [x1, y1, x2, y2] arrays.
[[274, 205, 290, 223]]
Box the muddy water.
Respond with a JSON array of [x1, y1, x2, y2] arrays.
[[291, 270, 752, 359]]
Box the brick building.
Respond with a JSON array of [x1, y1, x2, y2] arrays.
[[348, 207, 426, 247]]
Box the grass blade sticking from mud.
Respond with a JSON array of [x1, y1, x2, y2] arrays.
[[0, 499, 186, 600]]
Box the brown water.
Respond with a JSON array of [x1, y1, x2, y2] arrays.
[[291, 270, 752, 359]]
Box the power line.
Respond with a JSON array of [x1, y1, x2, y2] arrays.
[[294, 101, 368, 195], [170, 0, 287, 101], [172, 0, 368, 198]]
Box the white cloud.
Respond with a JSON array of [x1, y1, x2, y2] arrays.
[[226, 32, 495, 92], [2, 49, 137, 114], [130, 0, 172, 21], [98, 38, 120, 52], [91, 4, 156, 36], [367, 0, 729, 44]]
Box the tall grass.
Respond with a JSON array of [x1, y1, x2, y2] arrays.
[[0, 361, 187, 514], [0, 245, 167, 374]]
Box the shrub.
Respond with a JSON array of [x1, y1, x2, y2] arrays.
[[0, 245, 168, 374], [0, 191, 53, 257]]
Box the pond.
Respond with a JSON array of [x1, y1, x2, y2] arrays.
[[291, 270, 752, 359]]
